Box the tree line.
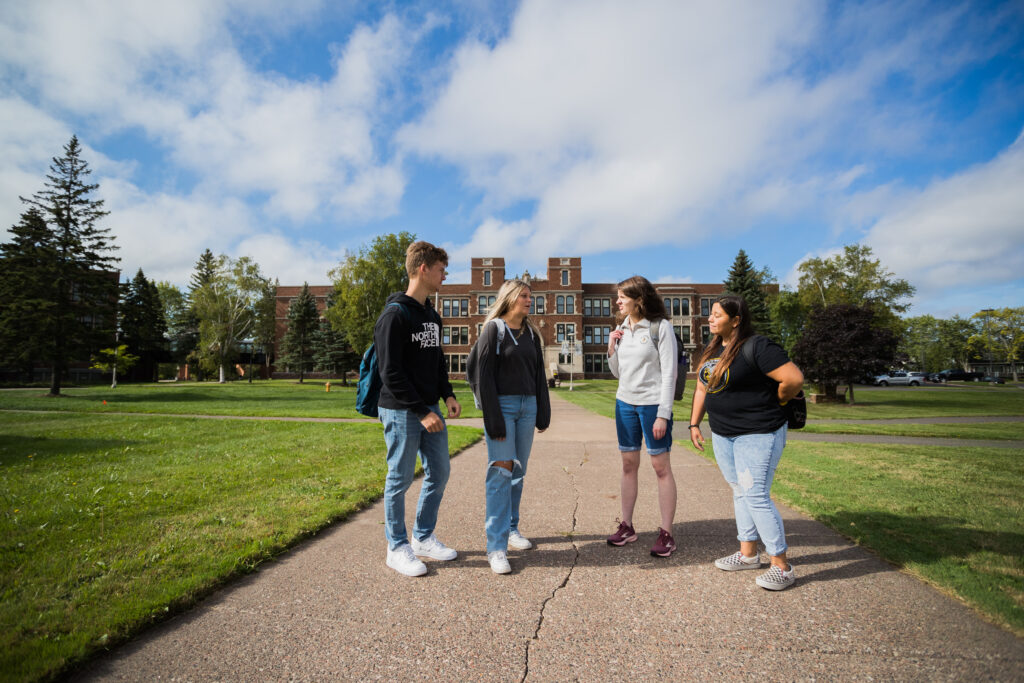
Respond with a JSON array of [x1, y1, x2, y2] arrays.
[[2, 139, 1020, 395]]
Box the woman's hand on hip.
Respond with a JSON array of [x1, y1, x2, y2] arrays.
[[652, 417, 668, 440]]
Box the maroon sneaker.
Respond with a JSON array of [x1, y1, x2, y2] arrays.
[[606, 520, 638, 546], [650, 528, 676, 557]]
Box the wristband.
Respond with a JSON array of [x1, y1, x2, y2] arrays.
[[688, 424, 700, 430]]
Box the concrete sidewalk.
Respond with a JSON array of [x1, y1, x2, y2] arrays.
[[74, 395, 1023, 681]]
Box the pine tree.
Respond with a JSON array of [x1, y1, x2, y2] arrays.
[[278, 283, 320, 383], [723, 249, 773, 338], [121, 269, 168, 381], [312, 318, 360, 384], [181, 249, 217, 378], [0, 208, 60, 381], [18, 136, 119, 395]]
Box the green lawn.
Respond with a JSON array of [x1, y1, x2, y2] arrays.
[[557, 381, 1024, 634], [801, 421, 1024, 441], [0, 379, 483, 419], [749, 440, 1024, 635], [554, 379, 1024, 420], [0, 411, 482, 683]]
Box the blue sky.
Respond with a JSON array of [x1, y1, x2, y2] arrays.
[[1, 0, 1022, 317]]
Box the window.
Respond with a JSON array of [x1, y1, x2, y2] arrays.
[[478, 295, 495, 314], [561, 270, 569, 286], [443, 326, 468, 345], [586, 325, 610, 345], [565, 295, 574, 314], [584, 353, 610, 373], [556, 323, 576, 343], [531, 296, 545, 314], [678, 325, 691, 344], [701, 325, 711, 345], [444, 354, 468, 373], [443, 298, 470, 317], [483, 270, 491, 286], [558, 352, 573, 364], [701, 298, 712, 317], [583, 297, 611, 317], [557, 295, 565, 314], [681, 298, 689, 315]]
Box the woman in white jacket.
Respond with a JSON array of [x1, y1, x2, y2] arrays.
[[605, 275, 679, 557]]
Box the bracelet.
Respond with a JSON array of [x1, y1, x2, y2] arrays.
[[688, 424, 701, 430]]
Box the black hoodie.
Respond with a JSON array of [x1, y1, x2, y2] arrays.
[[373, 292, 455, 417]]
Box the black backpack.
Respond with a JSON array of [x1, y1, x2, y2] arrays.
[[355, 302, 409, 418], [740, 336, 805, 429]]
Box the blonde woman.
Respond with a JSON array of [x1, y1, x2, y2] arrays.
[[476, 279, 551, 574]]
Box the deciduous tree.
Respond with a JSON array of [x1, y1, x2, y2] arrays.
[[796, 244, 915, 319], [327, 232, 415, 354], [970, 307, 1024, 381], [791, 304, 898, 404], [192, 256, 267, 383]]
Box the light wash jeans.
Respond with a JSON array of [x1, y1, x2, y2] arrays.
[[711, 424, 788, 557], [379, 405, 451, 551], [483, 395, 537, 552]]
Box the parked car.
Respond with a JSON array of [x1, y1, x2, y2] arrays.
[[873, 371, 925, 386], [935, 369, 985, 382], [982, 375, 1006, 384]]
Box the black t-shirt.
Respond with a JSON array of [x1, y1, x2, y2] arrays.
[[698, 335, 789, 437]]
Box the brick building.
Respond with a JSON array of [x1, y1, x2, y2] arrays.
[[276, 256, 762, 380]]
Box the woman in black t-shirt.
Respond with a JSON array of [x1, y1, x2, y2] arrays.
[[477, 279, 551, 574], [688, 295, 804, 590]]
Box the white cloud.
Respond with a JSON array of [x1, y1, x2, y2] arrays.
[[864, 130, 1024, 302], [0, 1, 413, 223], [402, 0, 1012, 274], [232, 233, 344, 287]]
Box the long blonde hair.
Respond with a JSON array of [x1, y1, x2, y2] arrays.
[[484, 279, 542, 341]]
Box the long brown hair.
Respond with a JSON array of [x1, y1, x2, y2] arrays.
[[697, 295, 755, 388], [615, 275, 668, 325]]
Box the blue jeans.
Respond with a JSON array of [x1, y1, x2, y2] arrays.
[[615, 400, 672, 455], [712, 424, 788, 556], [483, 395, 537, 552], [380, 405, 451, 551]]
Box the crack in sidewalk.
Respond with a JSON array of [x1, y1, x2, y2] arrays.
[[521, 445, 586, 683]]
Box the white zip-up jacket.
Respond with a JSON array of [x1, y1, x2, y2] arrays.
[[609, 317, 677, 419]]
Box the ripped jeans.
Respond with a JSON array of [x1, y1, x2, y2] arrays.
[[483, 395, 537, 552], [711, 424, 788, 557]]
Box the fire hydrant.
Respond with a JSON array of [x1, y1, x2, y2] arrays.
[[325, 381, 331, 392]]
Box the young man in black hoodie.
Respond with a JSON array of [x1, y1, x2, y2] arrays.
[[375, 241, 462, 577]]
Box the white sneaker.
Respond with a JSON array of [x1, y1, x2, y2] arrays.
[[487, 550, 512, 574], [508, 530, 533, 550], [386, 543, 427, 577], [411, 533, 458, 561]]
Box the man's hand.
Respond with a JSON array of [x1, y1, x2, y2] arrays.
[[652, 417, 668, 440], [420, 411, 445, 433], [445, 396, 462, 419]]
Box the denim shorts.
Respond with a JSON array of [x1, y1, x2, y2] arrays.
[[615, 400, 672, 455]]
